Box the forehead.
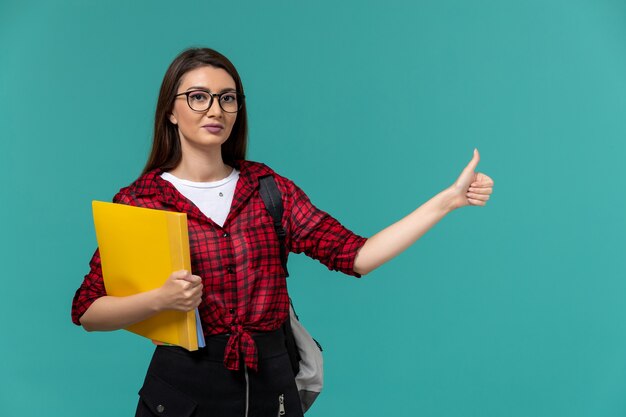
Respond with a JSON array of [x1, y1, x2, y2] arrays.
[[178, 66, 236, 91]]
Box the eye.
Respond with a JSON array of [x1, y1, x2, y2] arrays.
[[189, 91, 209, 103], [220, 93, 237, 103]]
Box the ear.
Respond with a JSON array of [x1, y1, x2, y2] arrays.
[[169, 113, 178, 125]]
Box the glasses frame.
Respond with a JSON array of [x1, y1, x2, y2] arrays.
[[174, 89, 245, 113]]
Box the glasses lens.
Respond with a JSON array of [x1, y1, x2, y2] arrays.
[[219, 92, 241, 113], [187, 91, 211, 111]]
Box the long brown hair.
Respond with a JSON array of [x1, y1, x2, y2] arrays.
[[142, 48, 248, 175]]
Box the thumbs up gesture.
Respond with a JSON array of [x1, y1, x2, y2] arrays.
[[448, 148, 494, 210]]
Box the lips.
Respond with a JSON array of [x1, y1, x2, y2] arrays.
[[203, 124, 224, 134]]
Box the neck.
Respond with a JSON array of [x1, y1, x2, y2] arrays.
[[169, 144, 233, 182]]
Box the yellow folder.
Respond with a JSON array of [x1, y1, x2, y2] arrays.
[[92, 201, 199, 351]]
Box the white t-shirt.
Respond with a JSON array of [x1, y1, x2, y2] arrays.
[[160, 169, 240, 227]]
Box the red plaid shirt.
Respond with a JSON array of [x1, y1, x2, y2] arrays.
[[71, 160, 367, 371]]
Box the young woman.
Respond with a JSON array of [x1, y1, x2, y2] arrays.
[[71, 47, 494, 417]]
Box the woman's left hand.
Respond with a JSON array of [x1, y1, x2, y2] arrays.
[[353, 148, 494, 275], [446, 148, 494, 211]]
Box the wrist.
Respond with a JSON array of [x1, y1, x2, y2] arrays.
[[148, 287, 166, 313], [437, 186, 458, 214]]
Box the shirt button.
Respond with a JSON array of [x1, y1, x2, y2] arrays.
[[226, 266, 234, 273], [223, 232, 230, 237], [156, 404, 165, 413], [229, 308, 235, 314]]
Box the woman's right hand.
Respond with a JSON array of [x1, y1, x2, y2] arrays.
[[156, 270, 203, 312]]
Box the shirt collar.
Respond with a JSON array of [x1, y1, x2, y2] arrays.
[[124, 160, 275, 226], [129, 160, 272, 195]]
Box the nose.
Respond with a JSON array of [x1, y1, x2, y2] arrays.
[[205, 98, 224, 118]]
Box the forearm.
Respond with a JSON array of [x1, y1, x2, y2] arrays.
[[79, 289, 164, 332], [353, 186, 456, 275]]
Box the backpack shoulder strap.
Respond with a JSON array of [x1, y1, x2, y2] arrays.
[[258, 175, 289, 277], [259, 175, 301, 375]]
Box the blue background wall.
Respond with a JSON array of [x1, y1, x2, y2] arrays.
[[2, 1, 626, 416]]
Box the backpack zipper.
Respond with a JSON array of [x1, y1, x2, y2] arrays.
[[278, 394, 285, 416], [244, 366, 250, 417]]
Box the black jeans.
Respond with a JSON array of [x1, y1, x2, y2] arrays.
[[135, 329, 303, 417]]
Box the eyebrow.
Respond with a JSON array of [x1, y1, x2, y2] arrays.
[[185, 86, 237, 93]]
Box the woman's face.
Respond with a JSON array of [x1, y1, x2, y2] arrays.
[[169, 66, 238, 154]]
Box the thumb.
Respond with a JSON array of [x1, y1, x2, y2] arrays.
[[171, 270, 190, 280], [464, 148, 480, 173], [181, 273, 201, 284]]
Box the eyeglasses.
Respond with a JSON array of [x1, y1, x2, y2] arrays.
[[174, 90, 245, 113]]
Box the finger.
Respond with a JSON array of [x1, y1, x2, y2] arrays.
[[190, 292, 202, 309], [189, 285, 202, 295], [470, 181, 494, 188], [463, 148, 480, 175], [185, 282, 202, 295], [470, 183, 494, 189], [467, 184, 493, 191], [181, 274, 201, 284], [181, 281, 201, 292], [471, 173, 494, 187], [468, 187, 492, 195], [170, 270, 191, 282], [191, 285, 203, 296], [467, 197, 487, 206], [466, 192, 490, 201], [188, 280, 203, 290]]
